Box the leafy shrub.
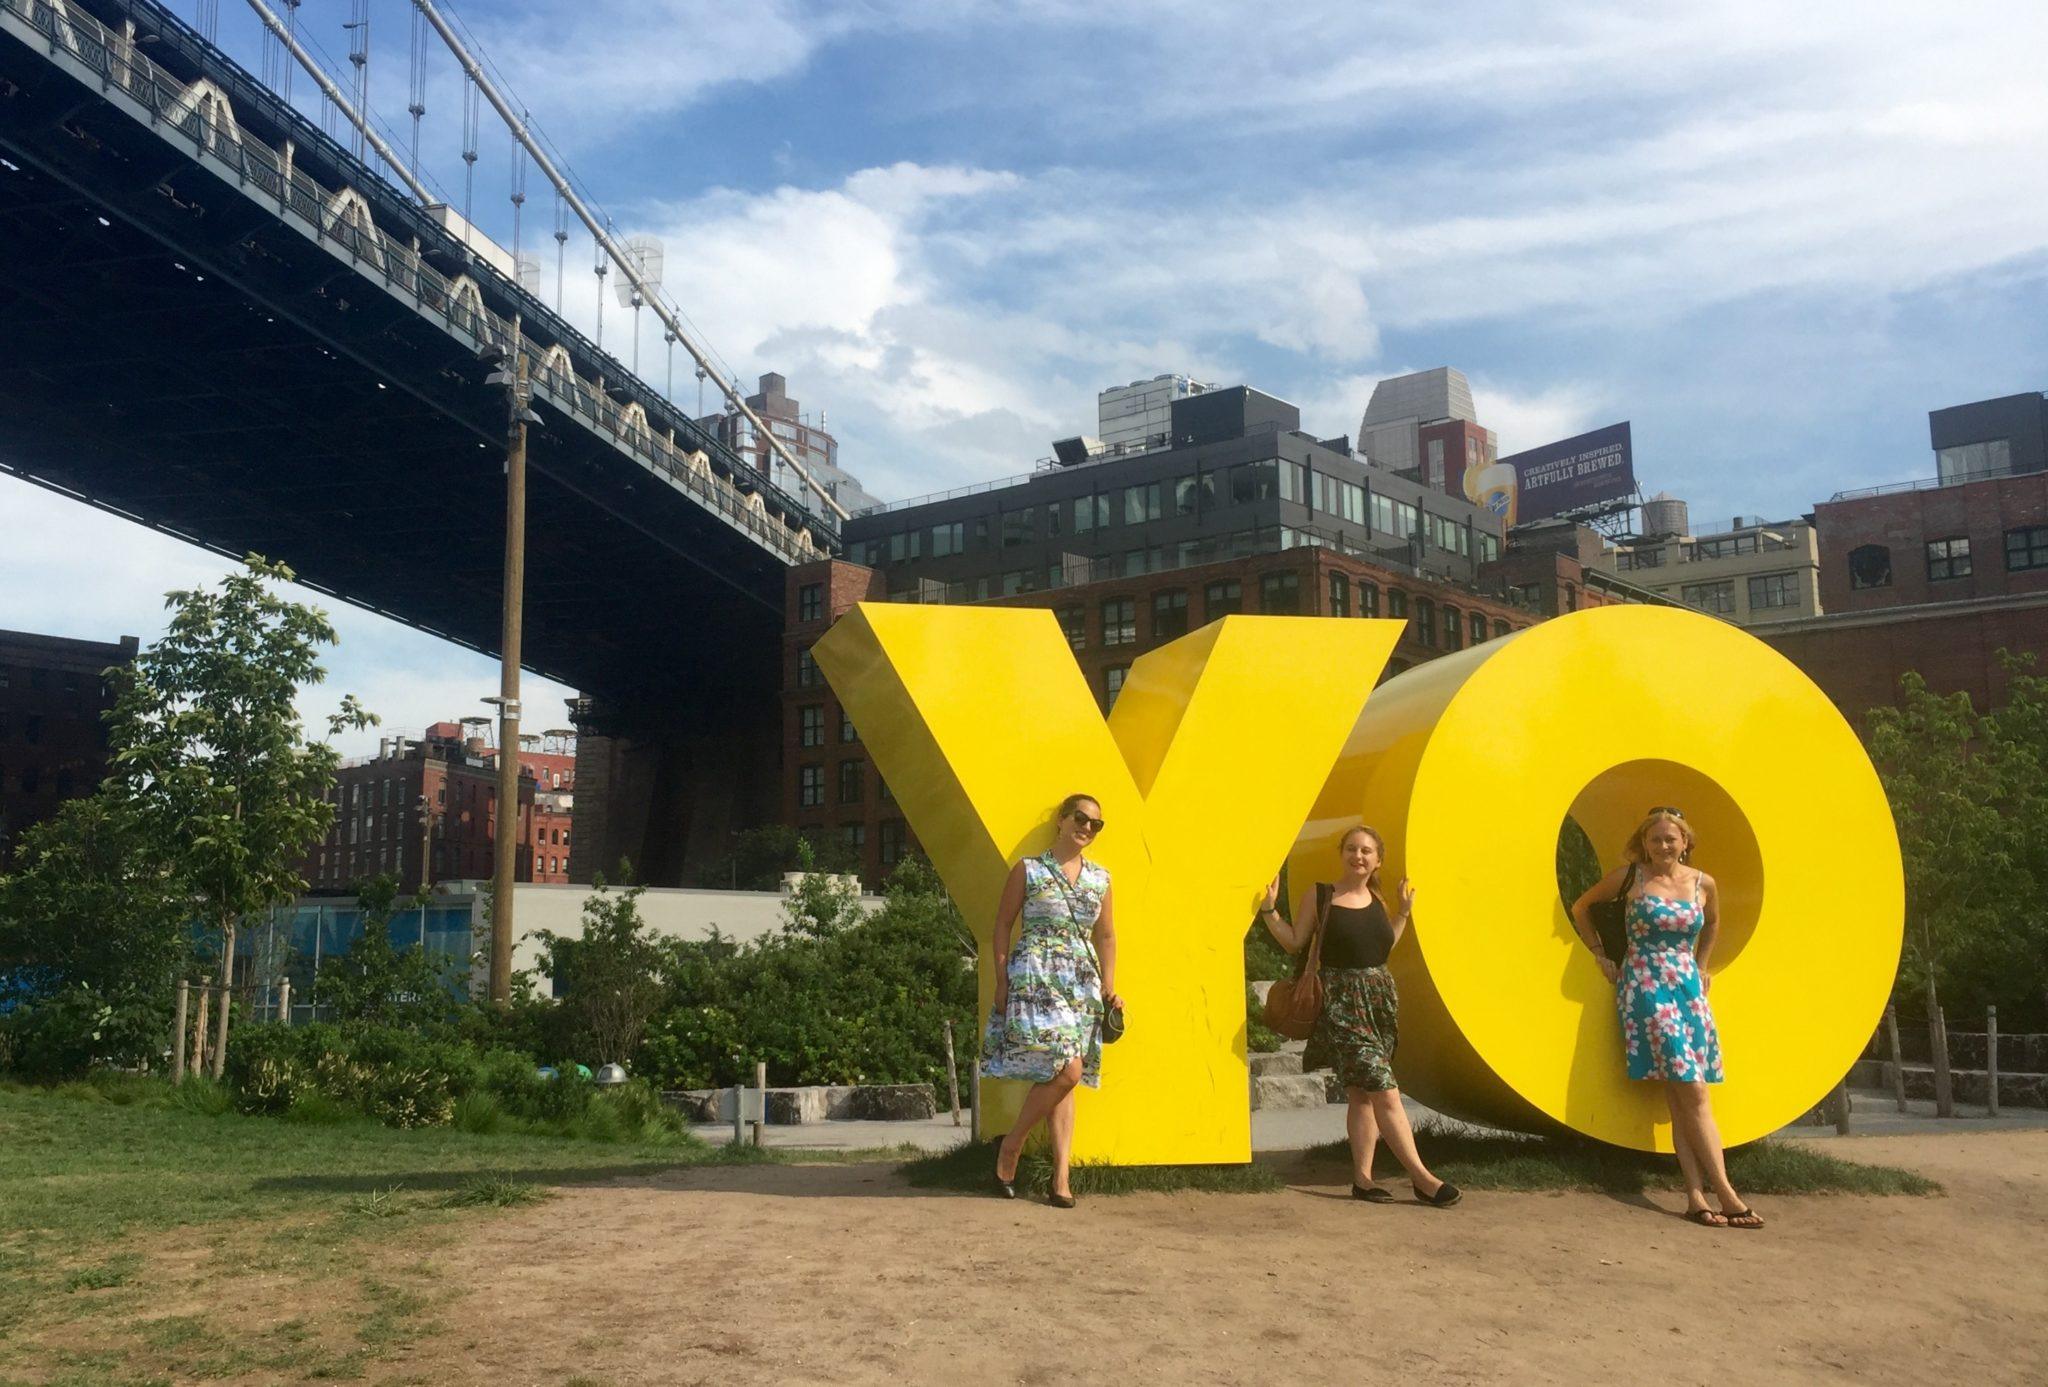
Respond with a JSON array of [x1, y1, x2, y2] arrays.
[[363, 1066, 454, 1129], [234, 1055, 309, 1116], [283, 1089, 358, 1126], [171, 1075, 232, 1117], [0, 986, 169, 1082], [453, 1091, 504, 1135], [1245, 983, 1284, 1054]]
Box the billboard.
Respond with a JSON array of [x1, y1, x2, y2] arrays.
[[1464, 421, 1635, 527]]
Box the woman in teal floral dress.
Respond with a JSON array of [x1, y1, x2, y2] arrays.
[[1572, 808, 1763, 1230], [986, 793, 1119, 1208], [1261, 825, 1460, 1208]]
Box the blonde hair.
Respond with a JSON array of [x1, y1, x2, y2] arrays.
[[1623, 809, 1695, 865], [1339, 823, 1386, 894]]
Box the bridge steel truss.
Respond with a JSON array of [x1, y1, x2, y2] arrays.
[[0, 0, 830, 716]]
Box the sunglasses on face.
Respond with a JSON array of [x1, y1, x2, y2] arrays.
[[1069, 812, 1106, 833]]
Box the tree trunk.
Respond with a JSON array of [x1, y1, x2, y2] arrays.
[[1925, 975, 1954, 1119], [210, 916, 236, 1081]]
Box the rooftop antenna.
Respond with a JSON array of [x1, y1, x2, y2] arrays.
[[613, 235, 664, 377]]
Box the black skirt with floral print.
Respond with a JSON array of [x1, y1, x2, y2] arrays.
[[1304, 964, 1399, 1093]]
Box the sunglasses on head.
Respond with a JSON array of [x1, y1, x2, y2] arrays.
[[1647, 806, 1685, 819], [1069, 811, 1106, 833]]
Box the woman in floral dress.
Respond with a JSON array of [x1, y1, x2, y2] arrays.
[[1260, 825, 1460, 1207], [985, 793, 1119, 1208], [1571, 807, 1763, 1229]]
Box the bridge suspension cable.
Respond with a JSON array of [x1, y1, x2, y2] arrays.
[[410, 0, 850, 521], [406, 3, 427, 173], [243, 0, 433, 205]]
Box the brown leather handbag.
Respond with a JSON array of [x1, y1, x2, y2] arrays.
[[1261, 883, 1333, 1041]]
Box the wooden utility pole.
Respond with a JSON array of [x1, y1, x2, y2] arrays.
[[488, 332, 530, 1009], [943, 1020, 962, 1127], [171, 980, 189, 1083]]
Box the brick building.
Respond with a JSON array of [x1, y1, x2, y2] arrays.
[[1752, 396, 2048, 721], [301, 725, 543, 894], [0, 628, 138, 866], [423, 722, 576, 886]]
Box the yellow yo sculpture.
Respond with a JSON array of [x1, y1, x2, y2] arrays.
[[813, 604, 1398, 1164], [1290, 604, 1903, 1152]]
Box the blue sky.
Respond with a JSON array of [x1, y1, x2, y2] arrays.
[[7, 0, 2048, 751]]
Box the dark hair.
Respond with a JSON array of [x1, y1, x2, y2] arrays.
[[1057, 792, 1101, 820]]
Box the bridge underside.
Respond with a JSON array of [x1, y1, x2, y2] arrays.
[[0, 9, 789, 882]]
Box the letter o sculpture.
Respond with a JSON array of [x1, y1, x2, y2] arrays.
[[1288, 606, 1903, 1152]]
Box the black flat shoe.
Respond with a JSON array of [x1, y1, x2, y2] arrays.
[[1048, 1192, 1076, 1209], [1351, 1183, 1395, 1203], [993, 1153, 1018, 1200], [1415, 1181, 1463, 1207]]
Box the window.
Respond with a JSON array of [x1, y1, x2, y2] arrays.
[[1479, 532, 1501, 563], [1174, 473, 1212, 516], [1426, 438, 1446, 488], [798, 764, 825, 808], [841, 710, 859, 743], [1259, 572, 1301, 614], [796, 647, 821, 687], [1318, 475, 1365, 526], [1000, 569, 1039, 596], [1328, 572, 1350, 617], [797, 583, 823, 622], [1230, 461, 1278, 505], [1747, 572, 1800, 610], [2006, 526, 2048, 572], [1493, 620, 1511, 639], [1001, 507, 1036, 548], [1122, 482, 1163, 525], [1936, 438, 2011, 483], [799, 705, 826, 748], [878, 775, 895, 804], [1101, 598, 1137, 646], [1413, 597, 1436, 646], [1358, 580, 1380, 617], [1104, 665, 1129, 708], [1692, 534, 1760, 560], [1925, 537, 1971, 582], [1153, 589, 1190, 640], [1205, 580, 1242, 617], [1277, 461, 1308, 504], [1387, 588, 1408, 619], [1073, 494, 1113, 532], [888, 529, 922, 562], [879, 819, 909, 867], [1443, 606, 1462, 650], [1681, 581, 1735, 615], [1847, 544, 1893, 590], [1563, 584, 1578, 613], [930, 521, 966, 556], [840, 823, 866, 856], [1618, 546, 1666, 570], [1057, 606, 1086, 651], [1469, 612, 1488, 645]]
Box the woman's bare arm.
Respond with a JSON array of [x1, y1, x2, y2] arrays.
[[989, 861, 1027, 1006], [1256, 877, 1309, 954], [1693, 871, 1720, 987], [1569, 865, 1633, 982], [1092, 884, 1118, 1006]]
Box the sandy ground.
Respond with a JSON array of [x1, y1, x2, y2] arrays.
[[404, 1131, 2048, 1387]]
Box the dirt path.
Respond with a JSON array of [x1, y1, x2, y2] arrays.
[[407, 1132, 2047, 1386]]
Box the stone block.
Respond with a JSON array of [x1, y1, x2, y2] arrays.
[[1248, 1051, 1302, 1078], [1251, 1073, 1330, 1111], [846, 1083, 938, 1120]]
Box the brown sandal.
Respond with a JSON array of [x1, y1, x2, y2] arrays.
[[1721, 1205, 1764, 1229], [1684, 1207, 1728, 1227]]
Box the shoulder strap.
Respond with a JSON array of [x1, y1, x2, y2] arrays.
[[1303, 882, 1334, 971]]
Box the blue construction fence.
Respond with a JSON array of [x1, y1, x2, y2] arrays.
[[233, 892, 483, 1024]]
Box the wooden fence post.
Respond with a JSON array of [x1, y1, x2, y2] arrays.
[[277, 976, 292, 1028], [1832, 1078, 1852, 1135], [753, 1060, 767, 1148], [209, 975, 231, 1081], [942, 1020, 962, 1128], [731, 1059, 744, 1147], [171, 980, 189, 1083], [1927, 980, 1955, 1119], [1987, 1006, 2000, 1119], [1884, 1005, 1908, 1112]]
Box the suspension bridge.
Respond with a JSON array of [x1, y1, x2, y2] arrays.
[[0, 0, 837, 882]]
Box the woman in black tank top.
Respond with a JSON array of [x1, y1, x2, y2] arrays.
[[1259, 824, 1460, 1208]]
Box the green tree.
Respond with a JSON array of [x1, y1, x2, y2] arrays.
[[309, 874, 454, 1029], [697, 824, 862, 891], [103, 555, 373, 1075], [536, 875, 665, 1065], [1866, 672, 2026, 1026]]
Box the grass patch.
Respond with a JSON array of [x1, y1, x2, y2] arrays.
[[1300, 1122, 1940, 1195], [64, 1253, 142, 1292], [901, 1139, 1284, 1196], [441, 1174, 550, 1209]]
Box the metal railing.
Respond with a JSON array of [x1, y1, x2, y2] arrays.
[[3, 0, 826, 563], [1829, 466, 2019, 502]]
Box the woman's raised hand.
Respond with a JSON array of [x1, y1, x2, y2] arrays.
[[1397, 878, 1417, 914], [1261, 877, 1279, 913]]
